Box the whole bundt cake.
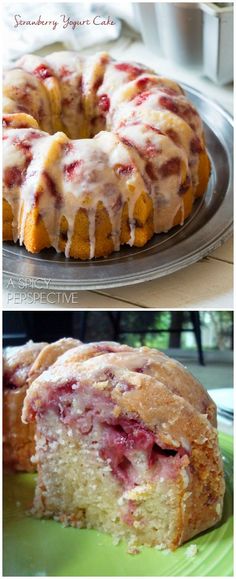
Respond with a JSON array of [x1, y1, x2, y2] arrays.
[[22, 340, 224, 551], [3, 51, 211, 259]]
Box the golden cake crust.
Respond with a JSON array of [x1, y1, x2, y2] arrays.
[[50, 342, 216, 425], [28, 338, 81, 383]]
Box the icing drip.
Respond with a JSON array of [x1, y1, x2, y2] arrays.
[[3, 52, 207, 258], [88, 207, 96, 260]]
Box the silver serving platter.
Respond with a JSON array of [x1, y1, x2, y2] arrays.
[[3, 83, 233, 290]]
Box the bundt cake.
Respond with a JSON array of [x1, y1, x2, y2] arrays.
[[3, 51, 211, 259], [3, 338, 80, 471], [22, 340, 224, 552]]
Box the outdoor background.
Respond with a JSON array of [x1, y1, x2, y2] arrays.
[[3, 311, 233, 391]]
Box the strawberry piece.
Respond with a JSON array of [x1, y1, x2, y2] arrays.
[[115, 164, 134, 177], [159, 95, 179, 115], [98, 94, 110, 112], [33, 64, 53, 80], [115, 63, 145, 78], [179, 175, 191, 196], [59, 65, 71, 79], [4, 166, 23, 188], [159, 157, 181, 178], [63, 160, 82, 180], [145, 162, 156, 180], [134, 91, 151, 106], [190, 137, 202, 154], [43, 171, 62, 207]]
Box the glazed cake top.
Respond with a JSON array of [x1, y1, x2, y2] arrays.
[[3, 340, 47, 389], [3, 51, 206, 258], [22, 341, 216, 429], [38, 341, 216, 426], [28, 337, 81, 383]]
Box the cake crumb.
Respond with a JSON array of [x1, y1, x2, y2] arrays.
[[154, 543, 166, 551], [185, 544, 198, 558], [94, 380, 109, 390], [216, 502, 221, 515], [112, 535, 121, 546], [113, 405, 121, 417], [127, 546, 140, 555]]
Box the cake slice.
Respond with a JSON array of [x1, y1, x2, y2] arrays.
[[22, 347, 225, 551], [3, 338, 80, 471], [15, 54, 63, 133], [3, 68, 53, 133], [3, 340, 47, 471]]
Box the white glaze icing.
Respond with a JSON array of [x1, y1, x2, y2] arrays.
[[3, 340, 47, 388], [3, 51, 207, 259]]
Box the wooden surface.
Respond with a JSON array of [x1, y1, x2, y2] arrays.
[[3, 34, 233, 310], [3, 237, 233, 309]]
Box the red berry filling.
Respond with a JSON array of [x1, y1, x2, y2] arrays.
[[145, 124, 164, 137], [145, 162, 156, 181], [4, 166, 23, 188], [190, 137, 203, 154], [3, 119, 33, 129], [136, 77, 152, 91], [42, 171, 62, 208], [115, 164, 134, 177], [3, 132, 42, 188], [98, 94, 110, 113], [99, 420, 155, 484], [59, 65, 72, 79], [100, 54, 110, 66], [159, 157, 181, 178], [119, 135, 134, 149], [159, 95, 199, 130], [62, 96, 74, 107], [159, 86, 181, 97], [134, 91, 152, 106], [115, 63, 145, 78], [12, 136, 31, 154], [62, 142, 74, 154], [179, 174, 191, 196], [12, 131, 41, 155], [165, 128, 180, 146], [63, 159, 82, 180], [159, 95, 179, 115], [33, 64, 53, 80], [30, 379, 188, 489], [119, 133, 159, 160], [99, 418, 185, 486]]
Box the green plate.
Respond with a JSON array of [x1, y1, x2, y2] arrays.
[[3, 432, 233, 577]]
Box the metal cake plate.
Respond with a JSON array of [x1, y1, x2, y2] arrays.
[[3, 83, 233, 291]]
